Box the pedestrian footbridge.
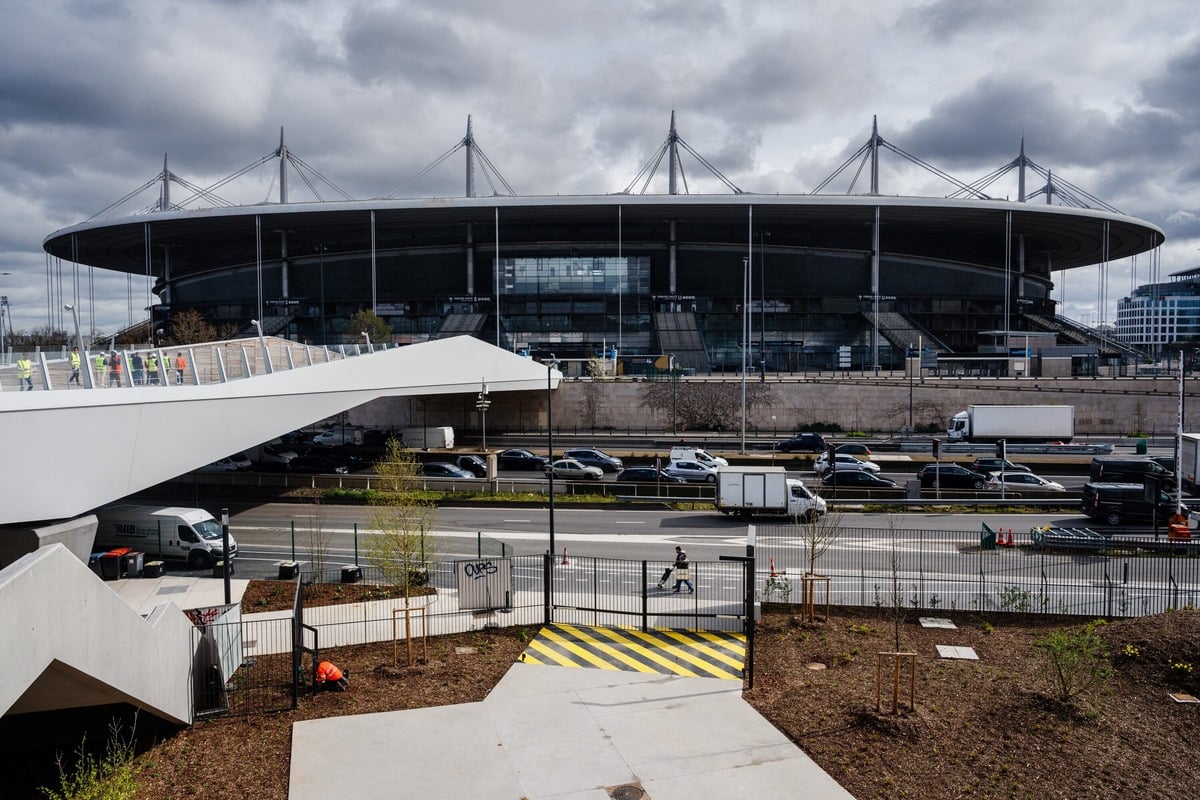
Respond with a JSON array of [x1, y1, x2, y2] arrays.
[[0, 335, 559, 528]]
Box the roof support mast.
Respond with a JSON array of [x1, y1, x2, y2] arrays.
[[870, 116, 880, 195], [465, 116, 476, 198], [668, 111, 679, 195], [277, 128, 288, 205], [160, 154, 170, 211]]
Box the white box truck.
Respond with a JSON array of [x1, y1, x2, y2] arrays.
[[715, 466, 826, 521], [400, 426, 455, 449], [946, 404, 1074, 443], [1181, 434, 1200, 492], [94, 505, 237, 569]]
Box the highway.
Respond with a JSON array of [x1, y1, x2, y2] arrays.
[[224, 503, 1124, 579]]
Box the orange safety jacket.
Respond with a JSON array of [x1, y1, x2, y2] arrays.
[[316, 661, 344, 683]]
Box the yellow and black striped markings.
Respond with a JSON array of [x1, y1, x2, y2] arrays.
[[519, 623, 745, 680]]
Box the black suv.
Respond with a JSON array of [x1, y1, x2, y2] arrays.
[[776, 433, 826, 453], [917, 464, 990, 489], [1090, 457, 1175, 489], [971, 458, 1030, 474], [562, 448, 624, 473], [1081, 482, 1182, 526]]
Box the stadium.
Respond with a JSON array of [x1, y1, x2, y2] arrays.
[[41, 116, 1164, 375]]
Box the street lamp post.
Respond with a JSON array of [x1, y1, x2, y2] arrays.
[[670, 353, 678, 435], [476, 380, 491, 451], [740, 256, 748, 454], [759, 230, 768, 380], [545, 354, 560, 557], [908, 342, 914, 430], [0, 271, 10, 364], [64, 304, 93, 389]]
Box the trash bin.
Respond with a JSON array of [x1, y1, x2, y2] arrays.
[[88, 553, 106, 577], [143, 560, 165, 578], [212, 560, 233, 578], [278, 561, 300, 580], [98, 553, 123, 580], [1136, 438, 1148, 454], [341, 564, 362, 584], [122, 551, 145, 578]]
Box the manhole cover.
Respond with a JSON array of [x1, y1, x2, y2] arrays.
[[607, 783, 646, 800]]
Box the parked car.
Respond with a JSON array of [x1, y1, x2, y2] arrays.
[[455, 454, 489, 477], [562, 448, 624, 473], [971, 457, 1031, 474], [197, 457, 244, 473], [664, 459, 718, 483], [821, 471, 897, 488], [987, 471, 1065, 491], [289, 454, 349, 475], [813, 453, 880, 475], [917, 464, 990, 489], [775, 432, 826, 453], [497, 449, 548, 471], [422, 462, 475, 478], [616, 467, 687, 484], [257, 444, 298, 464], [544, 458, 604, 480], [312, 428, 362, 447], [835, 443, 873, 456]]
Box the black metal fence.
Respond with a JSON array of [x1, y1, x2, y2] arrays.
[[754, 524, 1200, 618], [546, 554, 750, 633]]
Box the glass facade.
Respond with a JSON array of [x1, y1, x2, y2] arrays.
[[1116, 270, 1200, 352], [500, 256, 650, 295]]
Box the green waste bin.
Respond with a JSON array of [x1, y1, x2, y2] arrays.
[[980, 524, 997, 551], [1136, 438, 1148, 455]]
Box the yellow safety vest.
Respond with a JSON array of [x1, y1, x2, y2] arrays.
[[17, 358, 32, 379], [70, 351, 80, 369]]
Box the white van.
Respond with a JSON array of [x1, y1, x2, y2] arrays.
[[668, 447, 729, 468], [94, 505, 237, 569]]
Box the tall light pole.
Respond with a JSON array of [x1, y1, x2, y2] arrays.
[[670, 353, 678, 435], [544, 354, 560, 557], [476, 379, 491, 451], [65, 304, 93, 389], [0, 271, 10, 365], [908, 342, 914, 430], [759, 230, 768, 379], [740, 256, 748, 454]]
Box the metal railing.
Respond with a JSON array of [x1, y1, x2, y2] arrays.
[[754, 524, 1200, 618]]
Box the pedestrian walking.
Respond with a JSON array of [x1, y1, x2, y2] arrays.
[[671, 546, 694, 593], [68, 346, 81, 386], [16, 356, 33, 391], [146, 351, 160, 384], [94, 353, 107, 386], [175, 351, 187, 384], [131, 352, 144, 385], [107, 351, 122, 387]]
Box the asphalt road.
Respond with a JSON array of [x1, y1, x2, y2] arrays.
[[219, 503, 1139, 581]]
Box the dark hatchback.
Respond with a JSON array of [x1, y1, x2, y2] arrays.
[[917, 464, 990, 489], [821, 471, 897, 488], [616, 467, 687, 484], [497, 449, 548, 471], [776, 433, 827, 453]]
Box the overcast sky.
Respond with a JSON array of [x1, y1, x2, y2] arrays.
[[2, 0, 1197, 335]]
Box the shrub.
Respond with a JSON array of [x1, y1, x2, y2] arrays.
[[1034, 621, 1112, 704]]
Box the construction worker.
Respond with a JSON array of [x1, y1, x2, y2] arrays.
[[314, 660, 349, 692], [108, 351, 122, 387], [94, 352, 107, 386], [68, 346, 81, 386], [175, 351, 187, 384], [146, 351, 159, 384], [16, 356, 33, 391]]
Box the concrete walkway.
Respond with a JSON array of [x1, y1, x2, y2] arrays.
[[289, 662, 855, 800]]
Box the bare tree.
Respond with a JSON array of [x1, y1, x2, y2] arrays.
[[642, 380, 773, 431], [797, 505, 843, 621], [168, 309, 216, 344], [304, 500, 331, 576], [365, 439, 437, 599]]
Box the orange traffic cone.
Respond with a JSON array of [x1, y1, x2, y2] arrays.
[[561, 547, 570, 565], [1005, 529, 1014, 547], [769, 556, 778, 578]]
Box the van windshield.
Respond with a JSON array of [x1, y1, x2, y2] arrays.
[[193, 519, 223, 540]]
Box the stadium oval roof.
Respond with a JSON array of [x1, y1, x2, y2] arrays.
[[44, 193, 1164, 278]]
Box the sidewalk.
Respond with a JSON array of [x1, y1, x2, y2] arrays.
[[288, 662, 855, 800]]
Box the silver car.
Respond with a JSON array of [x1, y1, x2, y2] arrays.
[[544, 458, 604, 480]]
